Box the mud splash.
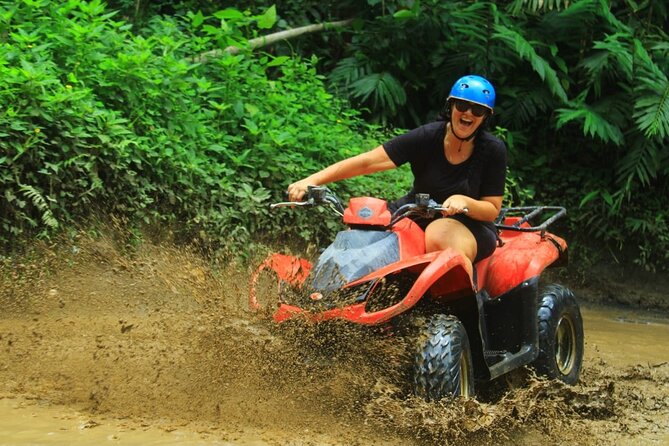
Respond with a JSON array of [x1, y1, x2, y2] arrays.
[[1, 235, 668, 445]]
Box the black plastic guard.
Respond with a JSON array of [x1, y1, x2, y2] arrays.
[[476, 276, 540, 380]]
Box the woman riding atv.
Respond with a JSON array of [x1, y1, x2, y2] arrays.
[[287, 75, 507, 266]]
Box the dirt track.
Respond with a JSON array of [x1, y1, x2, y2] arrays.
[[1, 236, 668, 445]]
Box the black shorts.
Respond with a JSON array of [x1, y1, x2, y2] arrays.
[[445, 214, 498, 263], [389, 199, 499, 263]]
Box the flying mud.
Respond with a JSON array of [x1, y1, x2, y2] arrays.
[[1, 234, 667, 445]]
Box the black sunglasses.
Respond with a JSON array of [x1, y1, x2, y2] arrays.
[[452, 99, 489, 117]]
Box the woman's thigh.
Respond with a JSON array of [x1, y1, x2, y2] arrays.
[[424, 218, 477, 261]]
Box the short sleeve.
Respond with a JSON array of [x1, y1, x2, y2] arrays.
[[382, 125, 433, 167]]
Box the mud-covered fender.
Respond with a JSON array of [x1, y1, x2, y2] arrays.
[[478, 231, 567, 299], [248, 253, 311, 311], [342, 247, 475, 324]]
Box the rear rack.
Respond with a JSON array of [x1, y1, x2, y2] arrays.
[[494, 206, 566, 238]]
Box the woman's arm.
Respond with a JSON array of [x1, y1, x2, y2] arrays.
[[441, 194, 503, 222], [287, 146, 397, 201]]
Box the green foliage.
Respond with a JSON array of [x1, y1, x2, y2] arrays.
[[507, 0, 573, 14], [3, 0, 669, 271], [492, 24, 568, 104], [0, 1, 407, 255]]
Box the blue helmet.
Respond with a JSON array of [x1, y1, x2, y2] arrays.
[[447, 75, 496, 112]]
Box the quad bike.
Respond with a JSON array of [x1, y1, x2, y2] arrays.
[[249, 186, 584, 400]]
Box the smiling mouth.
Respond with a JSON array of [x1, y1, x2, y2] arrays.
[[459, 117, 474, 128]]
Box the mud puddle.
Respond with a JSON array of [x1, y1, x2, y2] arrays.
[[1, 236, 668, 445]]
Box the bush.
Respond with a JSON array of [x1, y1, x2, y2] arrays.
[[0, 1, 410, 256]]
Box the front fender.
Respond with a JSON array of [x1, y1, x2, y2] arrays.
[[249, 253, 311, 311], [319, 248, 475, 324], [269, 249, 474, 325]]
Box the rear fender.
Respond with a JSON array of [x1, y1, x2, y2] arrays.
[[480, 231, 566, 298], [248, 253, 312, 311]]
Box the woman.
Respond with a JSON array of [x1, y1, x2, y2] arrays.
[[287, 75, 506, 265]]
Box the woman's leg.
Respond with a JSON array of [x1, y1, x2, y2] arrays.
[[424, 218, 477, 262]]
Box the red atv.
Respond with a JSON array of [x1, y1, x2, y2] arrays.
[[249, 186, 584, 400]]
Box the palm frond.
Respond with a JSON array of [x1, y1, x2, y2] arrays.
[[596, 0, 631, 31], [497, 84, 556, 128], [350, 72, 406, 115], [534, 0, 600, 39], [616, 138, 661, 187], [506, 0, 573, 15], [651, 41, 669, 53], [328, 56, 372, 88], [555, 103, 624, 145], [493, 24, 568, 103], [632, 40, 669, 139], [579, 50, 612, 97], [592, 33, 634, 80]]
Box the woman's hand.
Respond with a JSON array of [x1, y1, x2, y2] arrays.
[[441, 194, 503, 221], [287, 179, 313, 202], [441, 195, 470, 216]]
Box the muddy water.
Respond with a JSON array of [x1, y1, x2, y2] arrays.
[[0, 397, 246, 446], [581, 305, 669, 365], [1, 305, 667, 446], [1, 304, 667, 446], [1, 240, 668, 446]]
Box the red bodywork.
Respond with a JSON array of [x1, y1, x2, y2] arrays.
[[249, 198, 566, 325]]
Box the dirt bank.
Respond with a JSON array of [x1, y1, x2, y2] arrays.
[[570, 262, 669, 312], [1, 235, 668, 445]]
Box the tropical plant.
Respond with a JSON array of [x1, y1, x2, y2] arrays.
[[0, 0, 408, 256], [3, 0, 669, 270]]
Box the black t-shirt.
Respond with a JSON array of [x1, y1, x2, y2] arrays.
[[383, 121, 507, 204]]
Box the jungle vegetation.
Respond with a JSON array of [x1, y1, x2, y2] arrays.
[[1, 0, 668, 272]]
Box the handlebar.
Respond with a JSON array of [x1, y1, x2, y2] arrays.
[[270, 186, 345, 216], [272, 189, 565, 235], [389, 193, 468, 225], [270, 189, 468, 227]]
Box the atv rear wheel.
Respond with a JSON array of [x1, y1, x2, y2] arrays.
[[534, 284, 584, 384], [414, 314, 474, 400]]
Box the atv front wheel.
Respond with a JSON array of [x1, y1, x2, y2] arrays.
[[534, 284, 584, 384], [414, 314, 475, 400]]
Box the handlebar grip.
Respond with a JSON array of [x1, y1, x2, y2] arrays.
[[270, 201, 312, 209], [432, 206, 469, 214]]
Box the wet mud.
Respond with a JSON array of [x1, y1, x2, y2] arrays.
[[1, 235, 668, 445]]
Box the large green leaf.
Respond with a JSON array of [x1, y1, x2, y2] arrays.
[[350, 72, 407, 115], [493, 24, 568, 103], [555, 104, 624, 145], [616, 139, 662, 187], [631, 40, 669, 139]]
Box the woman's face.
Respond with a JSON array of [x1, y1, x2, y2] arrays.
[[450, 99, 489, 139]]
